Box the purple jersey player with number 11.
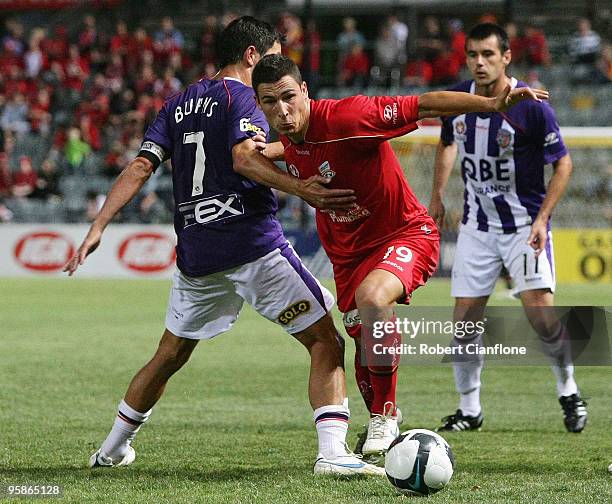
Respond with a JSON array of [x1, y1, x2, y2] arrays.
[[429, 23, 587, 434], [64, 17, 384, 477]]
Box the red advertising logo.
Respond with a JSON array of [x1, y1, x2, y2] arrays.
[[14, 231, 75, 272], [118, 232, 176, 273]]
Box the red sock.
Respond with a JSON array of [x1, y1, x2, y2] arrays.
[[368, 368, 397, 416], [346, 324, 373, 412], [354, 351, 373, 412]]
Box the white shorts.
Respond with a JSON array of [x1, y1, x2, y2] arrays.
[[165, 244, 335, 339], [451, 224, 555, 298]]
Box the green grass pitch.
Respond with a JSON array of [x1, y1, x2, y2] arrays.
[[1, 278, 610, 503]]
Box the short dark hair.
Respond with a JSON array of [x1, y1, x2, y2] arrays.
[[217, 16, 280, 68], [466, 23, 510, 53], [252, 54, 303, 95]]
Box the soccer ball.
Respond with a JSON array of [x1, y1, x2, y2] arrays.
[[385, 429, 455, 496]]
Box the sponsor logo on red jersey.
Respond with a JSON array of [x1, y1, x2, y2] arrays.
[[118, 232, 176, 273], [14, 231, 75, 272], [288, 164, 300, 177]]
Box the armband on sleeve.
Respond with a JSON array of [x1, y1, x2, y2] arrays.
[[138, 141, 168, 170]]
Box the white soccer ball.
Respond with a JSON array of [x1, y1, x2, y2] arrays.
[[385, 429, 455, 496]]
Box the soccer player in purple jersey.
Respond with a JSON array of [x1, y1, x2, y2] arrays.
[[64, 17, 384, 476], [429, 23, 587, 433]]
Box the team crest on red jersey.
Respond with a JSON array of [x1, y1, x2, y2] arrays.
[[318, 161, 335, 179]]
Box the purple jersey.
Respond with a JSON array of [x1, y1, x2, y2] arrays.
[[140, 77, 286, 276], [441, 78, 568, 234]]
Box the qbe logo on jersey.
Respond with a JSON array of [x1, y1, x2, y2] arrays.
[[179, 193, 244, 228]]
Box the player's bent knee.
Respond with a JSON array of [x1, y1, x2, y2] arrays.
[[154, 329, 198, 369], [294, 314, 344, 353], [354, 283, 388, 308]]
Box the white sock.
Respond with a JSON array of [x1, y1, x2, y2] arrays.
[[100, 399, 152, 460], [540, 324, 572, 367], [313, 404, 349, 459], [551, 364, 579, 397], [458, 387, 482, 417], [454, 361, 483, 416], [452, 332, 483, 417]]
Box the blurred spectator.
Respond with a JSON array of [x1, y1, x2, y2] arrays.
[[337, 17, 366, 70], [104, 140, 126, 178], [29, 88, 52, 137], [110, 21, 134, 60], [448, 19, 466, 68], [200, 15, 219, 67], [154, 68, 182, 100], [88, 48, 106, 74], [388, 14, 409, 65], [373, 23, 402, 87], [2, 19, 25, 56], [78, 14, 98, 55], [1, 93, 30, 135], [63, 45, 90, 94], [278, 12, 304, 68], [41, 26, 68, 63], [505, 22, 525, 65], [570, 18, 602, 83], [404, 59, 433, 87], [526, 69, 545, 89], [524, 24, 550, 67], [79, 115, 101, 151], [418, 16, 446, 62], [154, 17, 184, 62], [430, 44, 461, 85], [135, 64, 157, 95], [0, 40, 24, 76], [167, 52, 187, 84], [4, 65, 33, 97], [105, 53, 125, 88], [64, 127, 91, 171], [34, 158, 60, 200], [303, 19, 321, 98], [132, 28, 154, 68], [24, 28, 47, 79], [11, 155, 37, 198], [339, 43, 369, 89]]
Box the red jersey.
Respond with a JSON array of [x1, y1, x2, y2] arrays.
[[280, 95, 436, 268]]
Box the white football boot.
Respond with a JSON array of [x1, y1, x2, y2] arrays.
[[361, 402, 401, 459], [89, 447, 136, 468], [314, 443, 385, 476]]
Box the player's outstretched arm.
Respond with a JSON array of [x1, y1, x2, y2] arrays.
[[527, 153, 573, 256], [418, 85, 549, 119], [429, 141, 458, 229], [232, 138, 356, 210], [63, 157, 154, 275]]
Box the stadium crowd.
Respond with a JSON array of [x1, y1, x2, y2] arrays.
[[0, 11, 609, 225]]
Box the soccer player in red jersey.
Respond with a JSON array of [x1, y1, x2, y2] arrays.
[[249, 54, 548, 459]]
